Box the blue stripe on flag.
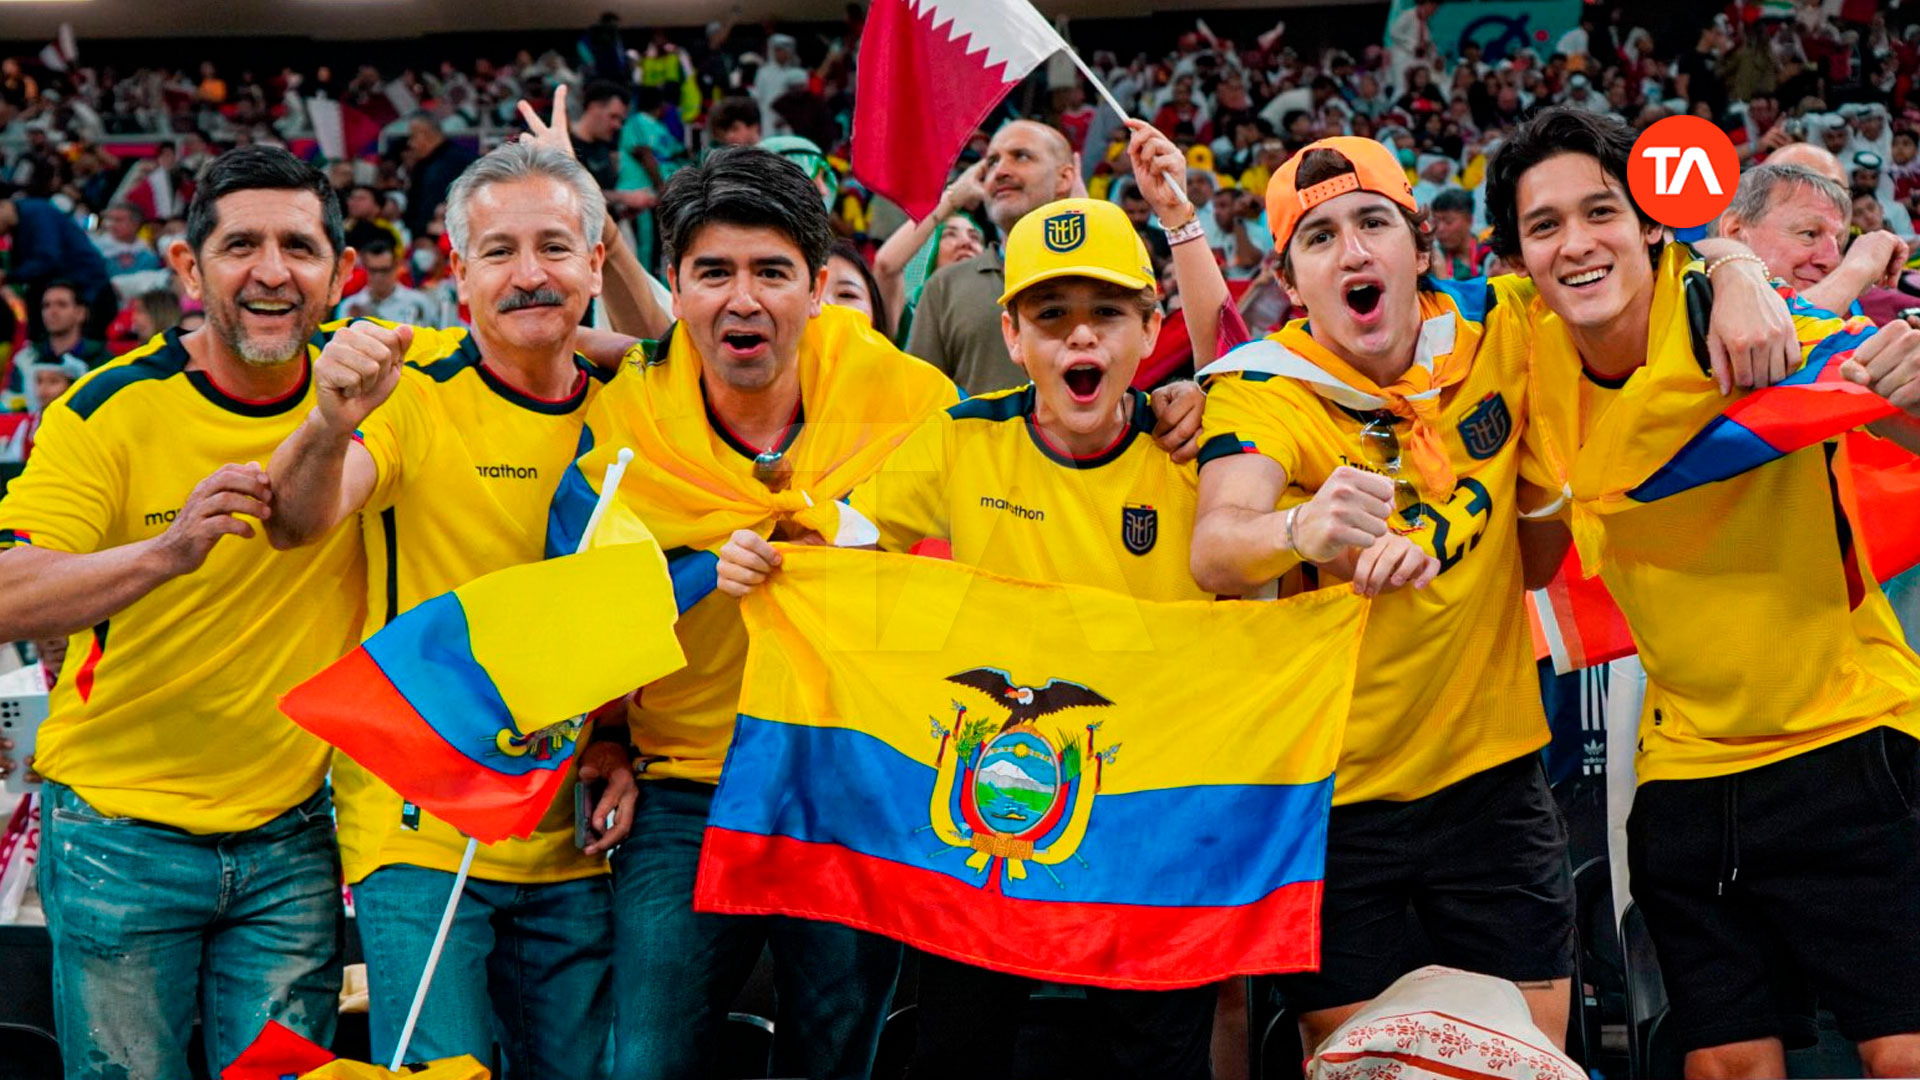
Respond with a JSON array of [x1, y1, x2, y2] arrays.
[[1629, 416, 1782, 502], [667, 548, 720, 613], [545, 425, 599, 559], [361, 592, 570, 776], [710, 715, 1332, 907]]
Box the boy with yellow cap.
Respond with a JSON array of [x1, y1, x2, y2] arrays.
[[716, 197, 1215, 1078]]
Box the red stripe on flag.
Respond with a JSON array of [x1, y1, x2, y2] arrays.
[[279, 647, 564, 842], [694, 827, 1323, 990], [1722, 381, 1896, 452], [1837, 430, 1920, 584]]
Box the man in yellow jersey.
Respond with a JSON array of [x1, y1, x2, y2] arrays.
[[261, 141, 630, 1075], [1188, 134, 1584, 1051], [561, 146, 957, 1080], [715, 197, 1213, 1080], [0, 147, 361, 1079], [1485, 106, 1920, 1079]]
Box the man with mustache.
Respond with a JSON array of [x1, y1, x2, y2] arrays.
[[261, 141, 630, 1075], [0, 145, 362, 1080]]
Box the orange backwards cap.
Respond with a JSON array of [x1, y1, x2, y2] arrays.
[[1265, 136, 1419, 252]]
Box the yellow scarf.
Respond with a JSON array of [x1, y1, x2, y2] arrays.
[[575, 305, 959, 552], [1271, 290, 1481, 499]]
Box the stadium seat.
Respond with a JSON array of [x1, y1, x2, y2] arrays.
[[871, 1003, 917, 1080], [1619, 902, 1681, 1080], [1257, 1006, 1305, 1080], [0, 1022, 59, 1080]]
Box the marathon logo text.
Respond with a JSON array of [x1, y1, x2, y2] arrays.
[[476, 464, 540, 480], [980, 496, 1045, 522]]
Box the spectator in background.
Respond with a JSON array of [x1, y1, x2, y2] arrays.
[[18, 282, 110, 375], [404, 112, 477, 238], [1428, 188, 1487, 279], [751, 34, 808, 136], [1715, 163, 1909, 318], [13, 127, 69, 199], [572, 79, 629, 194], [824, 240, 888, 330], [343, 185, 405, 255], [334, 238, 439, 326], [706, 95, 762, 147], [128, 288, 184, 345], [578, 11, 630, 83], [91, 202, 163, 279], [407, 235, 461, 328], [908, 121, 1079, 396]]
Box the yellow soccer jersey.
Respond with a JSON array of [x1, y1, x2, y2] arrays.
[[1198, 278, 1558, 804], [1529, 252, 1920, 783], [335, 326, 613, 885], [849, 385, 1209, 601], [0, 329, 364, 833]]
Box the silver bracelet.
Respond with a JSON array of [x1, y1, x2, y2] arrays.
[[1284, 505, 1308, 562]]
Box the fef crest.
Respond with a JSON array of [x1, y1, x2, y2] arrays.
[[1122, 503, 1158, 556], [1457, 391, 1513, 461], [1043, 210, 1086, 253]]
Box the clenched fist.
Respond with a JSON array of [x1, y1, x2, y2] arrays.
[[316, 319, 412, 433], [1292, 465, 1397, 564]]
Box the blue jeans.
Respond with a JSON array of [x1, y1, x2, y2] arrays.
[[38, 781, 344, 1080], [353, 865, 612, 1078], [610, 780, 900, 1080]]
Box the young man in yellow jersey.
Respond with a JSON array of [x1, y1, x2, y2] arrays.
[[0, 147, 361, 1079], [262, 141, 631, 1076], [1485, 106, 1920, 1080], [716, 197, 1214, 1078], [1186, 132, 1795, 1051]]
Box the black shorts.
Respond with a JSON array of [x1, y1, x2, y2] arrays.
[[1275, 753, 1576, 1014], [1627, 726, 1920, 1054]]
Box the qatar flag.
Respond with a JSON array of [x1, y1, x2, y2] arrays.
[[853, 0, 1068, 220]]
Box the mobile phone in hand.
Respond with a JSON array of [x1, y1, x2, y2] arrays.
[[574, 779, 609, 850]]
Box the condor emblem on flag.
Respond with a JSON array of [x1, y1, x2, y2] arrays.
[[695, 546, 1369, 989], [1043, 209, 1086, 252]]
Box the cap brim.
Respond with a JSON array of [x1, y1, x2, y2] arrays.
[[998, 265, 1155, 307]]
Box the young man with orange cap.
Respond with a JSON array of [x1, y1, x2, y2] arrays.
[[1185, 131, 1797, 1051], [713, 197, 1215, 1079]]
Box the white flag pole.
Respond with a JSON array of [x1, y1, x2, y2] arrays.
[[386, 447, 636, 1071], [1063, 48, 1190, 209]]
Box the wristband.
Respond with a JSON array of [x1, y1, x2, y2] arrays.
[[1164, 216, 1207, 247], [1703, 252, 1770, 281], [1284, 505, 1311, 562]]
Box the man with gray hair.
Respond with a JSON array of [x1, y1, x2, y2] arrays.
[[908, 120, 1079, 395], [263, 138, 632, 1075], [1715, 162, 1909, 313]]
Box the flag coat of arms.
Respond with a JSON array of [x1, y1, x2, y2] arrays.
[[695, 547, 1369, 989]]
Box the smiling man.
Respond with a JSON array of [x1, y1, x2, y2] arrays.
[[261, 141, 633, 1076], [1486, 106, 1920, 1080], [0, 146, 361, 1080], [556, 145, 958, 1079]]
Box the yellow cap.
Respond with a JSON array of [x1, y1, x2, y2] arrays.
[[998, 198, 1156, 306]]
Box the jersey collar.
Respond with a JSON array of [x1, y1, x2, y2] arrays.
[[1023, 386, 1153, 470], [179, 329, 313, 418]]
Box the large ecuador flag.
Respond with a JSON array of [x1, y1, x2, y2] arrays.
[[853, 0, 1068, 219], [696, 547, 1370, 989], [1837, 430, 1920, 585], [280, 543, 686, 843]]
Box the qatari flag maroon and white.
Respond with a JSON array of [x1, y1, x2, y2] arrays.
[[852, 0, 1067, 220]]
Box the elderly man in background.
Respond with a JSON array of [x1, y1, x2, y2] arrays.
[[1714, 163, 1908, 318]]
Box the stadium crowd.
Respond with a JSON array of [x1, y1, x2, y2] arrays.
[[1, 1, 1919, 1079]]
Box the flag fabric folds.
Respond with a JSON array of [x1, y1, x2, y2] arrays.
[[1528, 546, 1637, 675], [1837, 430, 1920, 585], [226, 1020, 489, 1080], [853, 0, 1067, 219], [695, 546, 1369, 989], [279, 542, 685, 844]]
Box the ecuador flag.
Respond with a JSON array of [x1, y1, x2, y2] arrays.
[[280, 542, 685, 844], [695, 547, 1369, 989]]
